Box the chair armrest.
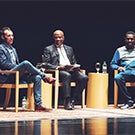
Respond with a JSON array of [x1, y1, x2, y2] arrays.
[[45, 69, 58, 73], [80, 69, 86, 74], [114, 70, 118, 77], [0, 70, 19, 85], [0, 70, 18, 74]]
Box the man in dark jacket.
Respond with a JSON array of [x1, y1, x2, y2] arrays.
[[42, 30, 88, 110]]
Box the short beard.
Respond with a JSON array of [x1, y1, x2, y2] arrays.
[[126, 44, 135, 49]]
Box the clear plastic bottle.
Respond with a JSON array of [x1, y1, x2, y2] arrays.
[[102, 61, 107, 73], [22, 96, 27, 110]]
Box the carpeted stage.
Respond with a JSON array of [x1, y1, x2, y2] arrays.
[[0, 105, 135, 121]]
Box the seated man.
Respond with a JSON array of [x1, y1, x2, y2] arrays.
[[42, 29, 88, 110], [0, 26, 56, 112], [110, 31, 135, 109]]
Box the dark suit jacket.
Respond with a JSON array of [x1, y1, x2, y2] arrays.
[[43, 44, 77, 69], [0, 43, 19, 82]]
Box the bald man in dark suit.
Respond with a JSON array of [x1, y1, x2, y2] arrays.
[[42, 30, 88, 110]]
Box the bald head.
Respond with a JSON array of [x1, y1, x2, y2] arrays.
[[53, 30, 65, 47], [53, 30, 64, 37]]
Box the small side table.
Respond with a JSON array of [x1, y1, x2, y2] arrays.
[[86, 73, 108, 108]]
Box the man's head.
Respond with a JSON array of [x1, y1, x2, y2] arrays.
[[53, 30, 64, 47], [125, 31, 135, 49], [0, 26, 14, 45]]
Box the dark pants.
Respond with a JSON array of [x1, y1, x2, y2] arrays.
[[115, 68, 135, 103], [59, 70, 88, 100]]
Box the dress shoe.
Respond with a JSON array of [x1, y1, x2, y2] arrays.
[[64, 97, 74, 110], [35, 105, 52, 112], [43, 76, 56, 84]]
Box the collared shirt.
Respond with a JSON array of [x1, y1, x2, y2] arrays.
[[6, 45, 16, 65], [57, 44, 71, 65]]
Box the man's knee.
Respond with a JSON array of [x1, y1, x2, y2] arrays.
[[22, 60, 31, 65], [34, 75, 42, 82], [79, 74, 88, 82], [61, 71, 71, 78], [114, 74, 122, 83], [84, 75, 88, 82]]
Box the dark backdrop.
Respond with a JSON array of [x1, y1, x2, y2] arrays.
[[0, 1, 135, 106]]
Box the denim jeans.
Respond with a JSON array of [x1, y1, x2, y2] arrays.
[[115, 69, 135, 103], [11, 60, 46, 106]]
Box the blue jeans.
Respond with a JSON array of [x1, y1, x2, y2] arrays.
[[115, 69, 135, 103], [11, 60, 45, 106]]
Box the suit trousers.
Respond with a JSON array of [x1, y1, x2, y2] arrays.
[[59, 70, 88, 100]]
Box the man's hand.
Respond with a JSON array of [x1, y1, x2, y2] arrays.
[[118, 67, 125, 72], [56, 65, 65, 70]]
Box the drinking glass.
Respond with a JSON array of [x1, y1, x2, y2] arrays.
[[95, 62, 101, 73]]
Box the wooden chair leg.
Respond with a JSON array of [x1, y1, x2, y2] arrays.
[[81, 70, 86, 108], [3, 88, 11, 110], [54, 86, 59, 109], [54, 70, 59, 109], [81, 89, 85, 108], [15, 87, 19, 112], [114, 81, 118, 108]]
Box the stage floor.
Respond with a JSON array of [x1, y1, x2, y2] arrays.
[[0, 105, 135, 135]]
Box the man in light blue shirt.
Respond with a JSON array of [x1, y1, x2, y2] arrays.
[[110, 31, 135, 109]]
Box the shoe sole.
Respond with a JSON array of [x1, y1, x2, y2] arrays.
[[64, 107, 74, 110], [35, 109, 52, 112], [121, 106, 134, 110]]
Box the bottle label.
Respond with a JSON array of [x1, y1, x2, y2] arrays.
[[102, 62, 107, 73], [22, 96, 27, 110]]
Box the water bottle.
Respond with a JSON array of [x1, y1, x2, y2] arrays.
[[22, 96, 27, 110], [102, 61, 107, 73]]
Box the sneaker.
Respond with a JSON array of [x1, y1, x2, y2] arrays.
[[121, 103, 134, 109]]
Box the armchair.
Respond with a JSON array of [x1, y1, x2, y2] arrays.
[[45, 69, 86, 109], [0, 70, 34, 112]]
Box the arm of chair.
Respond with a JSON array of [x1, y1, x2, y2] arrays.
[[0, 70, 17, 74], [80, 69, 86, 74], [0, 70, 19, 84], [114, 70, 118, 77]]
